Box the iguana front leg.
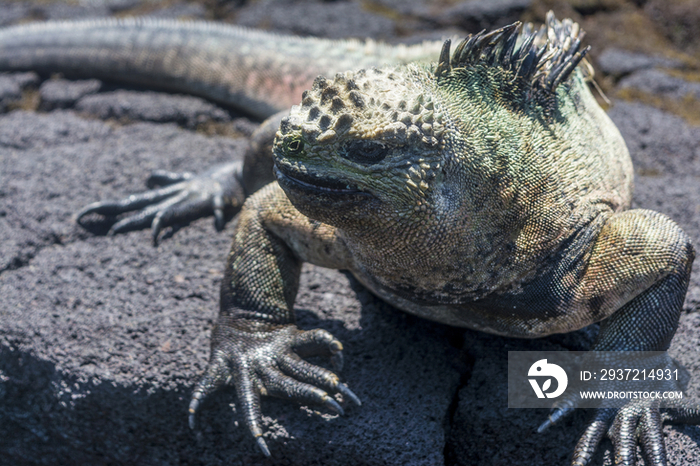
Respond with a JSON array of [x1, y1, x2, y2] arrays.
[[188, 182, 360, 456], [539, 209, 698, 466], [76, 111, 284, 243]]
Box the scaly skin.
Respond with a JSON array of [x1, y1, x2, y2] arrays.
[[0, 18, 443, 119], [1, 13, 697, 465], [191, 14, 698, 464]]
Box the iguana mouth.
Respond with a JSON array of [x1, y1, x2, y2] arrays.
[[274, 165, 362, 195]]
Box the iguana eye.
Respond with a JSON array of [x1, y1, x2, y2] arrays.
[[287, 138, 304, 154], [343, 141, 388, 165]]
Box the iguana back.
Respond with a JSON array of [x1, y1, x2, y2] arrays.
[[0, 18, 443, 119]]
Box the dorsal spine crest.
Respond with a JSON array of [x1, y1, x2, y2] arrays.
[[435, 12, 590, 96]]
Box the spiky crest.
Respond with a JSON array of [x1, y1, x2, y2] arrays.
[[435, 12, 591, 95]]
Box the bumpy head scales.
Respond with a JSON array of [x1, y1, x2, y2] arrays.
[[435, 11, 591, 94], [279, 67, 445, 151]]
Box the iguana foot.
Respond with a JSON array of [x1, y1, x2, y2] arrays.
[[76, 161, 245, 244], [540, 398, 700, 465], [188, 320, 360, 456]]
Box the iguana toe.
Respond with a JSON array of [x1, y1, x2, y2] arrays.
[[608, 400, 665, 466], [146, 169, 195, 188], [76, 160, 245, 243], [571, 409, 616, 466], [189, 323, 358, 455], [568, 398, 700, 466]]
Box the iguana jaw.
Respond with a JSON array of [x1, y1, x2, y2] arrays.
[[274, 163, 376, 220], [274, 164, 362, 195]]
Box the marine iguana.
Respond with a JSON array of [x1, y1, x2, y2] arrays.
[[0, 12, 697, 465]]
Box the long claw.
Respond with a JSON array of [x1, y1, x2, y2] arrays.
[[188, 393, 202, 430], [337, 382, 361, 406], [538, 409, 568, 433], [188, 351, 229, 431], [324, 397, 345, 416], [256, 436, 271, 457], [537, 418, 553, 433], [152, 212, 164, 245], [538, 396, 576, 432], [213, 192, 225, 231]]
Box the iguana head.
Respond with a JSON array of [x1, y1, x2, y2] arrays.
[[273, 13, 592, 243], [273, 65, 446, 231]]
